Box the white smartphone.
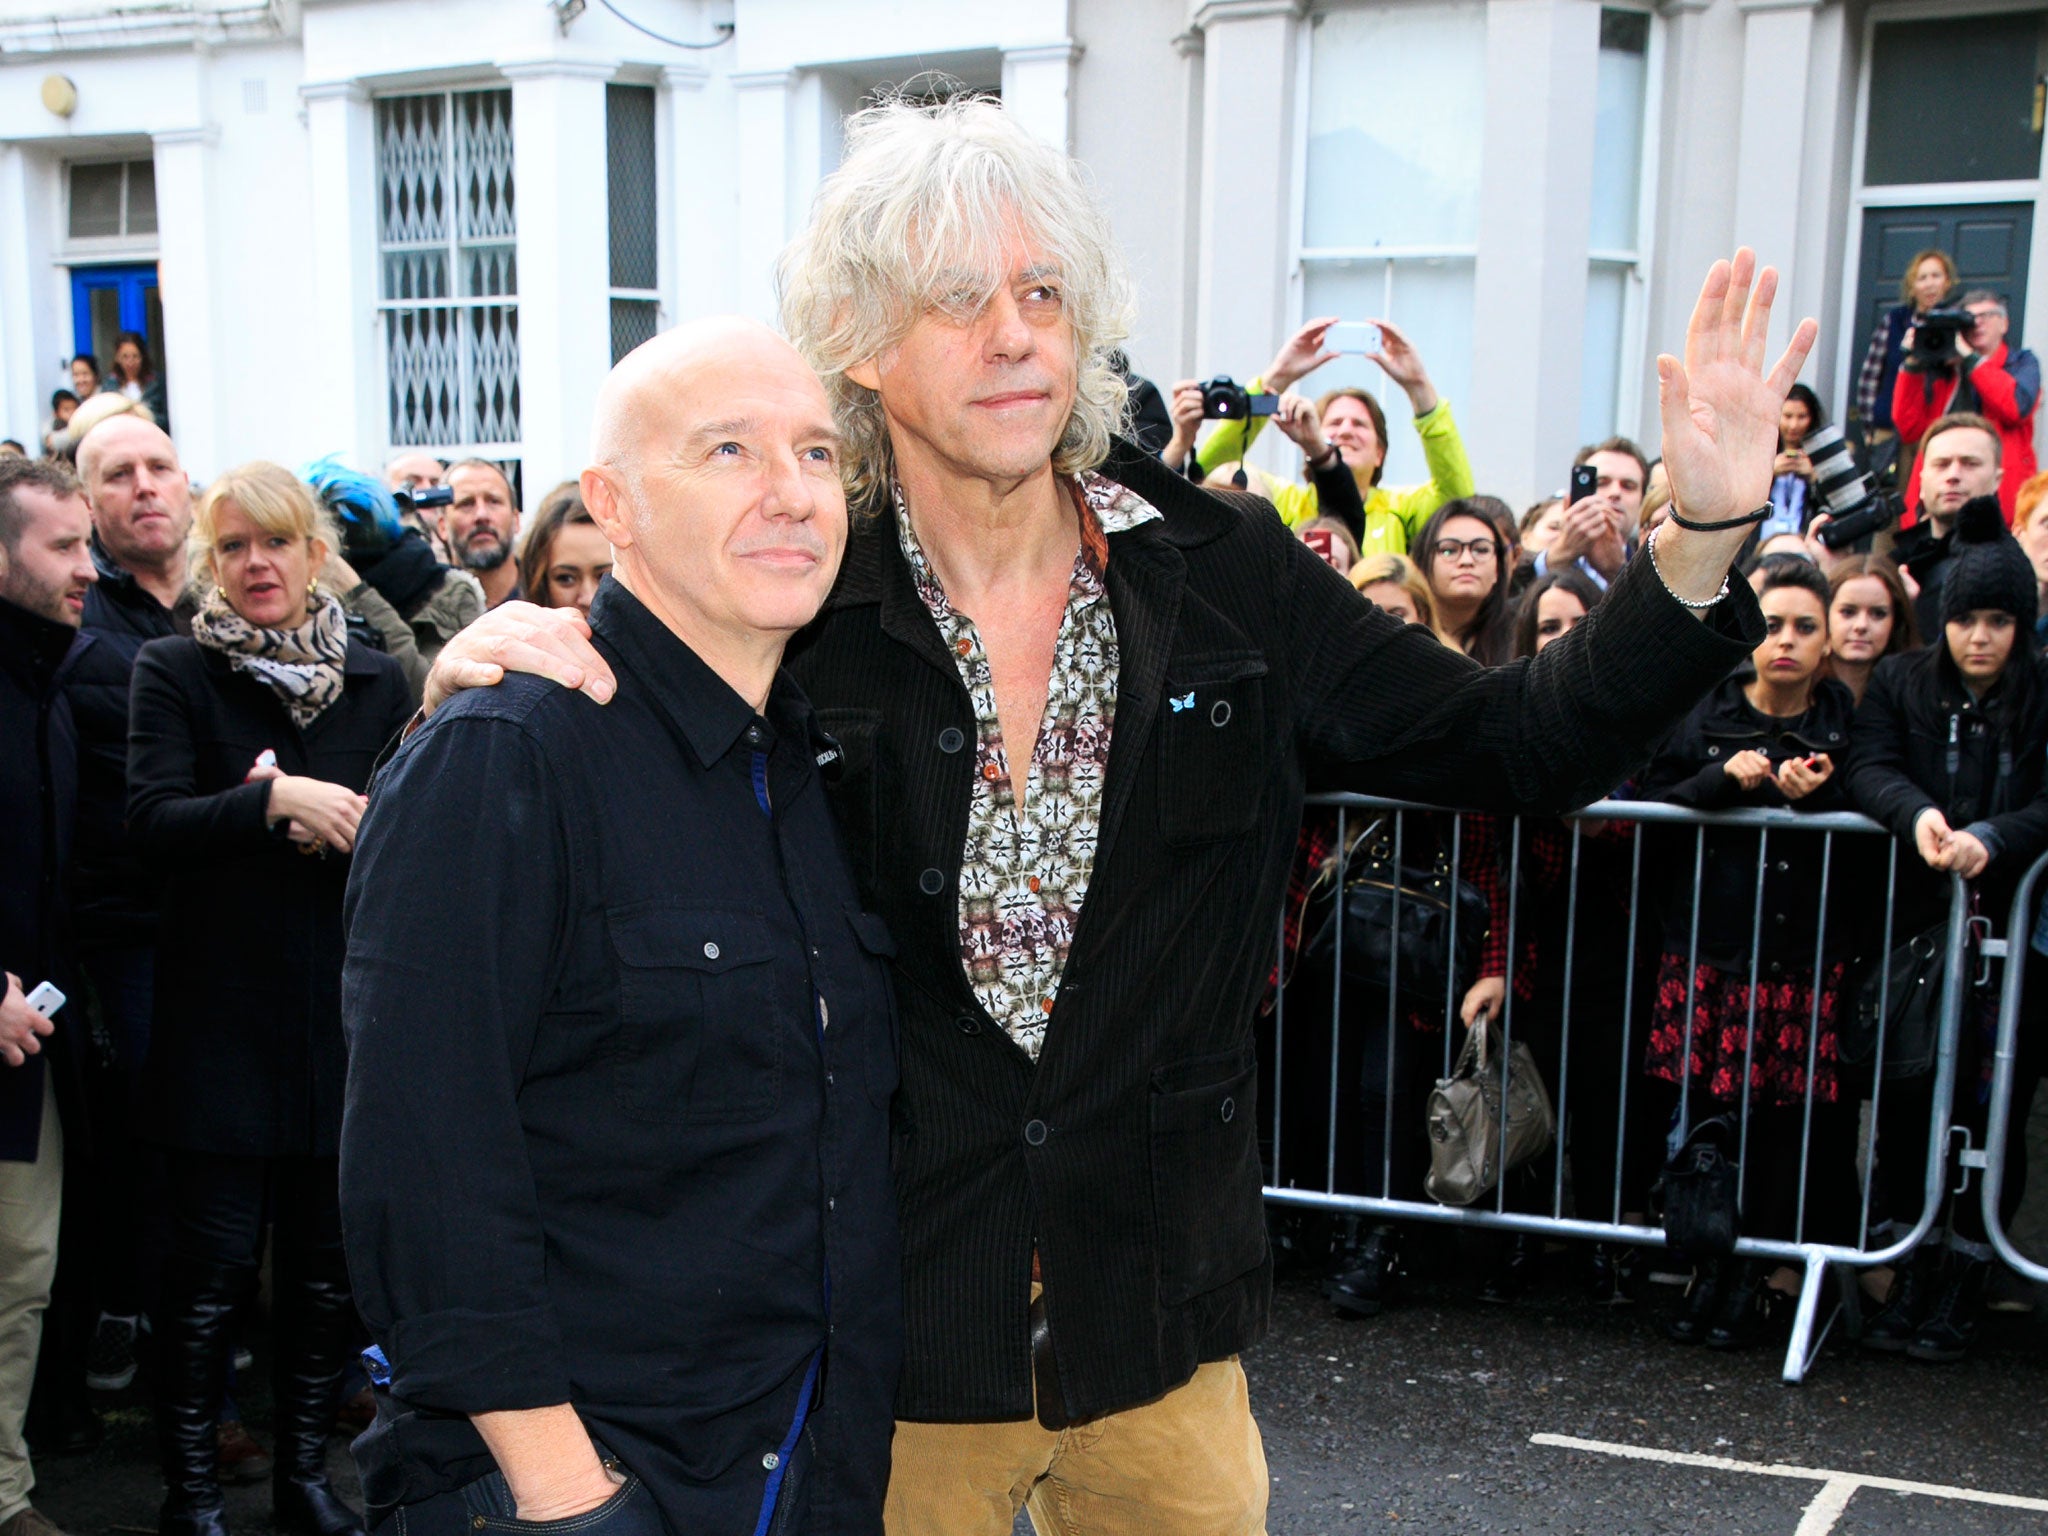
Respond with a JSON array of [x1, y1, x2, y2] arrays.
[[1328, 321, 1382, 356], [23, 982, 64, 1018]]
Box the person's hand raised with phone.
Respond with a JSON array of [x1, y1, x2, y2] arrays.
[[1263, 318, 1340, 394], [1549, 498, 1628, 579], [1366, 318, 1440, 417]]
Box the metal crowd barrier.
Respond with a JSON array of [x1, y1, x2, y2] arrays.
[[1263, 793, 1973, 1385], [1983, 849, 2048, 1284]]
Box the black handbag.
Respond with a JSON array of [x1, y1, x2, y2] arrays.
[[1298, 820, 1490, 1004], [1841, 922, 1948, 1080], [1661, 1112, 1741, 1260]]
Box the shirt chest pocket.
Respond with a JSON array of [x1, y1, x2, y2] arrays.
[[608, 904, 786, 1125], [1156, 653, 1270, 846]]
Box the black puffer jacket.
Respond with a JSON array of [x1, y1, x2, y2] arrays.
[[1848, 644, 2048, 933], [1640, 673, 1858, 970]]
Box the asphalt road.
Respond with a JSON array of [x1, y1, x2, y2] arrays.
[[1248, 1242, 2048, 1535], [34, 1126, 2048, 1536], [33, 1254, 2047, 1536]]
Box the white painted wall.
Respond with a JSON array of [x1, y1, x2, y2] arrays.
[[1072, 0, 1192, 385], [0, 0, 2037, 506]]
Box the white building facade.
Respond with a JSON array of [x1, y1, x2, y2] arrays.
[[0, 0, 2039, 510]]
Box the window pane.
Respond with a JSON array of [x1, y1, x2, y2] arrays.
[[69, 163, 123, 239], [1301, 257, 1475, 490], [1590, 9, 1648, 252], [1865, 12, 2047, 186], [607, 84, 658, 291], [456, 90, 517, 245], [126, 159, 158, 235], [1304, 1, 1488, 250], [611, 298, 660, 366], [1580, 262, 1630, 446], [465, 303, 521, 445], [377, 95, 448, 254]]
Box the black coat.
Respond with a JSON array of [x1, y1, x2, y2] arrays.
[[70, 540, 193, 949], [127, 633, 413, 1156], [783, 438, 1763, 1423], [0, 599, 91, 1162], [1639, 674, 1858, 969], [1848, 644, 2048, 933]]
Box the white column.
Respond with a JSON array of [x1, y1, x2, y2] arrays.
[[152, 126, 223, 478], [1731, 0, 1821, 360], [0, 146, 40, 452], [1189, 0, 1303, 390], [664, 64, 733, 324], [1467, 0, 1601, 507], [301, 81, 382, 470], [732, 69, 795, 325], [1002, 40, 1083, 152], [501, 59, 616, 511]]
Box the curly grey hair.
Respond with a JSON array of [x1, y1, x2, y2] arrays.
[[776, 93, 1135, 516]]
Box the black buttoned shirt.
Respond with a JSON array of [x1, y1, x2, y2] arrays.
[[340, 578, 901, 1535]]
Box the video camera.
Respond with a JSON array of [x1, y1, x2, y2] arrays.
[[1806, 425, 1901, 550], [1903, 306, 1974, 372], [1199, 376, 1280, 421], [395, 483, 453, 514]]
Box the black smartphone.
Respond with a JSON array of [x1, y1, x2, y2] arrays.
[[1569, 463, 1599, 503]]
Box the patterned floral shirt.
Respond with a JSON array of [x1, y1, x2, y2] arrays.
[[895, 472, 1162, 1060]]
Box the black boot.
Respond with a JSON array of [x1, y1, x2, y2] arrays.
[[154, 1257, 241, 1536], [1862, 1249, 1937, 1353], [1907, 1254, 1989, 1364], [271, 1253, 366, 1536], [1478, 1233, 1540, 1305], [1706, 1261, 1795, 1350], [1325, 1223, 1401, 1319], [1663, 1257, 1724, 1345]]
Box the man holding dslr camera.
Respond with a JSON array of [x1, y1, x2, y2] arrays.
[[1894, 290, 2039, 519]]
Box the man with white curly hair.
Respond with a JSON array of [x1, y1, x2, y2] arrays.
[[425, 97, 1815, 1535]]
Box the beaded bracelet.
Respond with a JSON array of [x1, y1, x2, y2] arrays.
[[1645, 523, 1730, 611]]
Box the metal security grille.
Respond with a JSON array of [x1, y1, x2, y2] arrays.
[[376, 88, 521, 460], [607, 83, 660, 363]]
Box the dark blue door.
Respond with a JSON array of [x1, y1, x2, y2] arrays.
[[69, 263, 160, 369]]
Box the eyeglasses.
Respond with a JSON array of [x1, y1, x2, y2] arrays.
[[1431, 538, 1500, 564]]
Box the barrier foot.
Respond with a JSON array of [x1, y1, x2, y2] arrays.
[[1780, 1251, 1839, 1385]]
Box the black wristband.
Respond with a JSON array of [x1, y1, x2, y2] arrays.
[[1668, 502, 1771, 534]]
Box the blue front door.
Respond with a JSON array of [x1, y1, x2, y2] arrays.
[[69, 263, 160, 372]]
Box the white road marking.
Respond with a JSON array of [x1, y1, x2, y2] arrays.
[[1532, 1432, 2048, 1531], [1791, 1477, 1858, 1536]]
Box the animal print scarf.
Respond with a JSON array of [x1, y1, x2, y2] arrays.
[[190, 589, 349, 729]]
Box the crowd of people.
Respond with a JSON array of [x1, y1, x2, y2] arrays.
[[0, 132, 2037, 1536], [0, 395, 628, 1536], [1201, 256, 2048, 1372]]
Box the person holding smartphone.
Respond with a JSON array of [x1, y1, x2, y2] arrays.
[[1176, 314, 1475, 558], [1638, 558, 1859, 1350]]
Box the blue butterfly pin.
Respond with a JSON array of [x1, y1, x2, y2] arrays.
[[1170, 691, 1195, 712]]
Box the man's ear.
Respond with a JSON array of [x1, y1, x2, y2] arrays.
[[845, 357, 882, 392], [580, 466, 636, 549]]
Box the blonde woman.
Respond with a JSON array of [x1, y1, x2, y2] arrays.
[[127, 462, 411, 1536], [1349, 550, 1441, 635]]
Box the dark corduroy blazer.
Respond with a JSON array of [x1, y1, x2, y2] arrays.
[[785, 439, 1764, 1423]]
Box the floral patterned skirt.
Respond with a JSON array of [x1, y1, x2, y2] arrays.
[[1644, 954, 1847, 1107]]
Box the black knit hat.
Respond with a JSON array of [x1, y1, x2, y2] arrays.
[[1942, 495, 2038, 628]]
